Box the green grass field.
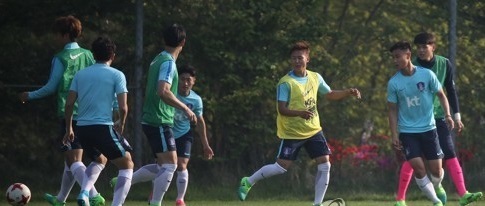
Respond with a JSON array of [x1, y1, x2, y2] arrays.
[[15, 200, 464, 206]]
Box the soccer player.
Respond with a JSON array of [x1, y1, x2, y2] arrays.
[[137, 23, 196, 206], [18, 15, 105, 206], [172, 64, 214, 206], [393, 32, 483, 206], [387, 41, 453, 206], [64, 36, 134, 206], [237, 40, 361, 206]]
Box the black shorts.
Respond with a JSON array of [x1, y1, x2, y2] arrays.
[[277, 130, 331, 161], [175, 131, 194, 158], [142, 124, 176, 157], [436, 118, 456, 159], [58, 119, 83, 152], [76, 125, 133, 161], [400, 129, 444, 161]]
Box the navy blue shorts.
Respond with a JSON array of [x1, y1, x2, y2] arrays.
[[175, 131, 194, 158], [277, 130, 331, 160], [142, 124, 176, 157], [436, 118, 456, 159], [400, 129, 444, 161], [58, 119, 83, 152], [76, 125, 133, 161]]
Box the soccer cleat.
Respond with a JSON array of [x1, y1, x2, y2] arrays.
[[89, 193, 105, 206], [110, 177, 118, 188], [175, 199, 186, 206], [459, 191, 483, 206], [43, 193, 66, 206], [77, 191, 90, 206], [393, 200, 407, 206], [433, 201, 443, 206], [237, 177, 252, 201], [435, 184, 447, 205]]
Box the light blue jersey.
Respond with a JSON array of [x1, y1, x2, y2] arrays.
[[277, 70, 331, 102], [70, 63, 128, 126], [172, 90, 203, 138], [387, 66, 442, 133]]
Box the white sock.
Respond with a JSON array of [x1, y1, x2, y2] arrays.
[[70, 162, 87, 190], [429, 168, 444, 188], [415, 176, 441, 203], [150, 164, 176, 205], [112, 169, 133, 206], [176, 170, 189, 200], [132, 164, 158, 185], [314, 162, 331, 205], [57, 162, 75, 202], [248, 162, 286, 185], [86, 162, 105, 198]]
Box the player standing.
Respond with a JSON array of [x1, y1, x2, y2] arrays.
[[393, 32, 482, 206], [19, 15, 105, 206], [136, 24, 196, 206], [237, 40, 361, 206], [64, 36, 134, 206], [387, 41, 452, 206]]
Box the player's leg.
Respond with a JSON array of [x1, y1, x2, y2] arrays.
[[421, 130, 445, 205], [143, 124, 177, 206], [107, 134, 135, 206], [304, 131, 332, 206], [238, 139, 301, 201], [401, 132, 442, 205], [175, 132, 193, 206], [395, 160, 413, 206]]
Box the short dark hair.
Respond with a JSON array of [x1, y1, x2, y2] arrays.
[[389, 41, 411, 52], [163, 24, 186, 47], [91, 36, 116, 61], [290, 41, 310, 55], [53, 15, 82, 41], [413, 32, 436, 45], [178, 64, 196, 77]]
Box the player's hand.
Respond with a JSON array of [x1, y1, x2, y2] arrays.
[[203, 146, 214, 160], [185, 109, 197, 125], [347, 88, 361, 100], [63, 128, 75, 145], [392, 137, 402, 150], [114, 120, 124, 134], [445, 116, 454, 131], [455, 119, 464, 135], [18, 92, 29, 103], [299, 110, 314, 120]]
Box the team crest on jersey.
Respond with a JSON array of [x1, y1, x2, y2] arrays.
[[416, 82, 425, 92]]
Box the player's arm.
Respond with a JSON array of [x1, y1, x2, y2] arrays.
[[444, 59, 463, 131], [64, 90, 77, 144], [19, 57, 64, 102], [158, 80, 197, 124], [325, 88, 361, 100], [436, 89, 454, 131], [195, 115, 214, 160], [276, 82, 313, 119], [115, 92, 128, 134], [387, 102, 400, 150]]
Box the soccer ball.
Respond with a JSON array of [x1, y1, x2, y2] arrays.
[[5, 183, 31, 206]]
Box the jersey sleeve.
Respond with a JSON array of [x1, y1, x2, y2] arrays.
[[444, 59, 460, 113], [28, 57, 65, 100], [429, 71, 442, 93], [158, 60, 176, 84], [317, 73, 331, 95], [70, 73, 79, 92], [194, 96, 203, 117], [115, 71, 128, 94], [277, 82, 290, 102], [387, 80, 397, 103]]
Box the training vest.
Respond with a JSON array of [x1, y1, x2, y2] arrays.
[[277, 70, 322, 139], [54, 48, 94, 117], [413, 55, 447, 118], [142, 53, 179, 126]]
